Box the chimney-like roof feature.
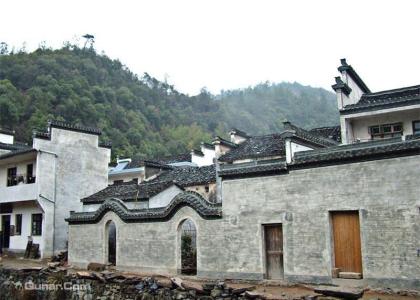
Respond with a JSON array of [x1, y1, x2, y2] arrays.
[[337, 58, 370, 93], [332, 76, 352, 96]]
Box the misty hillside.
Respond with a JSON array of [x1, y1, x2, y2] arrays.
[[0, 45, 338, 159]]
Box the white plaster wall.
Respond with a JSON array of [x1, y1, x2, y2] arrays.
[[149, 185, 183, 208], [0, 133, 14, 144], [341, 71, 365, 106], [286, 140, 313, 163], [0, 183, 38, 203], [68, 207, 216, 275], [34, 127, 110, 256], [82, 204, 101, 212], [230, 134, 247, 145], [7, 201, 44, 251]]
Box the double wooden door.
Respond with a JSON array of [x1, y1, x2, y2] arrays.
[[331, 211, 363, 274], [264, 224, 283, 279]]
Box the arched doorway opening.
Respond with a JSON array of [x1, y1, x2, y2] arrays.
[[105, 221, 116, 265], [179, 219, 197, 275]]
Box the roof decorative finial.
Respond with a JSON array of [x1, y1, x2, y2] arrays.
[[283, 119, 292, 130], [340, 58, 347, 66]]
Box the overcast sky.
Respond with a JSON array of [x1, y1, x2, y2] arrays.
[[1, 0, 419, 95]]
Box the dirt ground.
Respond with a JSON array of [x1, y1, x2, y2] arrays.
[[1, 256, 419, 300]]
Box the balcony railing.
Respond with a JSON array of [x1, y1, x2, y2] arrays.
[[7, 175, 36, 187], [0, 182, 38, 203]]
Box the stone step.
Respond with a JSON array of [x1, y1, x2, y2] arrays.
[[338, 272, 362, 279], [313, 285, 364, 300]]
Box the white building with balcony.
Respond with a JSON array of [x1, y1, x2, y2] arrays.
[[0, 121, 110, 258], [332, 59, 420, 144]]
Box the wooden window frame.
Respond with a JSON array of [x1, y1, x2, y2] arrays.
[[369, 122, 403, 140]]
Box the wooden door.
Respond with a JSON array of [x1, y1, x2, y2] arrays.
[[264, 224, 283, 279], [332, 211, 362, 274], [1, 215, 11, 248]]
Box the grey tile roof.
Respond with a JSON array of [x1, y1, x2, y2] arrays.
[[213, 136, 237, 148], [0, 128, 15, 135], [123, 153, 191, 170], [201, 142, 215, 150], [341, 84, 420, 114], [219, 159, 287, 178], [229, 128, 249, 138], [148, 165, 216, 187], [84, 165, 216, 203], [0, 148, 37, 161], [284, 122, 338, 147], [48, 120, 102, 135], [82, 182, 139, 203], [0, 142, 31, 152], [291, 136, 420, 166], [309, 126, 341, 143], [68, 192, 222, 224], [191, 149, 204, 156], [33, 131, 51, 140], [218, 134, 286, 162], [218, 123, 337, 163]]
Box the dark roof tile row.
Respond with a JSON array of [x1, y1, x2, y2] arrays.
[[68, 192, 222, 224]]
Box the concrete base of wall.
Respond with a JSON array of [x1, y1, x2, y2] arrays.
[[70, 260, 420, 290], [198, 271, 264, 281], [285, 275, 332, 285], [364, 277, 420, 290], [117, 265, 176, 277]]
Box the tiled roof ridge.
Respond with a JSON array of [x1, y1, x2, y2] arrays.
[[362, 84, 420, 97], [292, 136, 420, 166], [0, 142, 31, 151], [48, 120, 102, 136], [191, 149, 204, 156], [201, 142, 215, 150], [230, 128, 249, 138], [0, 148, 37, 160], [67, 191, 222, 224], [0, 128, 15, 135], [213, 136, 237, 148], [143, 160, 173, 169], [99, 141, 112, 149], [310, 125, 340, 130], [284, 122, 338, 147]]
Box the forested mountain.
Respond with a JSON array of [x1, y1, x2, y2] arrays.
[[0, 45, 338, 159]]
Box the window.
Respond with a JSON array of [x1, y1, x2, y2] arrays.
[[31, 214, 42, 236], [205, 185, 209, 193], [27, 164, 35, 184], [369, 123, 403, 140], [413, 121, 420, 135], [15, 214, 22, 235], [7, 167, 17, 186]]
